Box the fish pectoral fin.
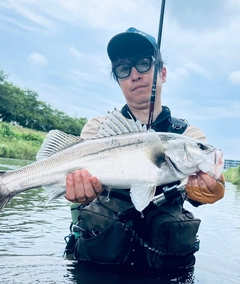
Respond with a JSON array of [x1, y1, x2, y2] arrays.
[[130, 184, 156, 212], [143, 133, 165, 165], [36, 130, 83, 161], [43, 184, 66, 203]]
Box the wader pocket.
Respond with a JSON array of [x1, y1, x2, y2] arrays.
[[74, 201, 133, 264], [145, 206, 201, 268]]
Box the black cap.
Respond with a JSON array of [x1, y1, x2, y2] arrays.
[[107, 27, 157, 63]]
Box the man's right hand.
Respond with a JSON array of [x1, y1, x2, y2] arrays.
[[65, 169, 103, 204]]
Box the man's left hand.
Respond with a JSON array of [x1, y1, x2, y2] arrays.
[[186, 172, 225, 204]]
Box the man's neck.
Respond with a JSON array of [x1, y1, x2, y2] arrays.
[[128, 104, 162, 124]]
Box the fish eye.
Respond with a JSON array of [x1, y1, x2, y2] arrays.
[[197, 142, 207, 150]]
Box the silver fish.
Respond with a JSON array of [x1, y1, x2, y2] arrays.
[[0, 110, 223, 212]]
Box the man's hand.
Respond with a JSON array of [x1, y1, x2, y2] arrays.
[[186, 172, 225, 204], [65, 169, 103, 204]]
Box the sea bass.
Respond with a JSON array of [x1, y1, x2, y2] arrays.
[[0, 110, 223, 212]]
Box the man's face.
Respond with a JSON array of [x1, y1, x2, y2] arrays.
[[116, 57, 167, 109]]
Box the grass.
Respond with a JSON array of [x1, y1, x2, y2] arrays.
[[0, 121, 46, 160]]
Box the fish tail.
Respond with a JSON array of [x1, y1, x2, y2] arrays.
[[0, 173, 12, 211]]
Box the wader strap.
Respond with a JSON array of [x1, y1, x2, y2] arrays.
[[122, 223, 200, 257]]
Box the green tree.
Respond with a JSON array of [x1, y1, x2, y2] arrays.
[[0, 69, 87, 135]]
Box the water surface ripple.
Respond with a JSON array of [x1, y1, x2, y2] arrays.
[[0, 160, 239, 283]]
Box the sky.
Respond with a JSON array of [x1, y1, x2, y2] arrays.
[[0, 0, 239, 161]]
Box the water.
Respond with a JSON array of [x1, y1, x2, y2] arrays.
[[0, 158, 239, 283]]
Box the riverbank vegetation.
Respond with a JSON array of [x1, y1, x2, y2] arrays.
[[0, 68, 88, 160], [0, 121, 45, 160], [223, 166, 240, 185]]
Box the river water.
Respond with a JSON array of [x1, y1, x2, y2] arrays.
[[0, 158, 239, 284]]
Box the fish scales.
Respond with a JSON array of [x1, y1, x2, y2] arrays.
[[0, 109, 223, 212], [0, 132, 161, 191]]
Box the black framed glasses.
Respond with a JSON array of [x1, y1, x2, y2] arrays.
[[112, 56, 155, 79]]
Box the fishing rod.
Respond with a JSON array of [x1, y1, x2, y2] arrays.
[[147, 0, 166, 130]]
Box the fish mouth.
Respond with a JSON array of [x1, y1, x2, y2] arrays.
[[215, 149, 223, 166]]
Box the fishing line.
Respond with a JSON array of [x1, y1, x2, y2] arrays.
[[147, 0, 166, 130]]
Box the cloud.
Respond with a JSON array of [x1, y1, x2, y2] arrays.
[[0, 14, 51, 35], [3, 0, 57, 32], [69, 46, 82, 58], [162, 1, 240, 78], [184, 62, 211, 79], [167, 67, 189, 83], [1, 0, 159, 34], [28, 52, 48, 67], [228, 70, 240, 85], [226, 0, 240, 11]]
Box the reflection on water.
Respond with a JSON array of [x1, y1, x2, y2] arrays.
[[66, 262, 196, 284], [0, 157, 33, 171], [185, 183, 240, 284], [0, 159, 239, 283]]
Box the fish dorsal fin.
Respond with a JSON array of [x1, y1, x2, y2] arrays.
[[36, 130, 82, 161], [94, 109, 147, 138]]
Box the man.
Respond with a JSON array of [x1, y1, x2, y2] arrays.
[[65, 27, 225, 268]]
